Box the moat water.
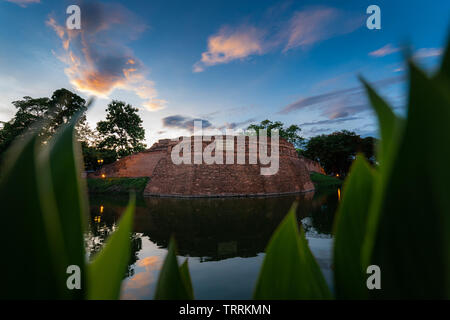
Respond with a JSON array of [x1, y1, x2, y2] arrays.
[[86, 188, 339, 299]]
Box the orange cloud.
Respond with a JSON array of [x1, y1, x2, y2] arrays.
[[46, 2, 166, 111], [194, 6, 363, 72], [193, 26, 264, 72]]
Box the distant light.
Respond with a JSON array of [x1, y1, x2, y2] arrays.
[[338, 188, 341, 201], [97, 159, 104, 164], [101, 174, 106, 179], [94, 216, 101, 223], [100, 205, 104, 214], [336, 174, 340, 177]]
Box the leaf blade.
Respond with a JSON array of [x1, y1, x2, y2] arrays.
[[333, 155, 375, 299], [369, 62, 450, 299], [87, 195, 135, 300], [154, 237, 193, 300], [254, 203, 332, 300]]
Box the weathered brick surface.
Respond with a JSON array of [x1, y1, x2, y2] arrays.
[[88, 136, 316, 197], [298, 155, 326, 174]]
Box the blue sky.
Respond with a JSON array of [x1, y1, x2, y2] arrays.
[[0, 0, 449, 145]]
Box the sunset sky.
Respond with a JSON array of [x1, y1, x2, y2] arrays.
[[1, 0, 449, 145]]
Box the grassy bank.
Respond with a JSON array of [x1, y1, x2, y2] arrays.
[[310, 172, 342, 189], [87, 177, 150, 194]]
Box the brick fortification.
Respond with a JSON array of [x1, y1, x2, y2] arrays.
[[88, 136, 316, 197]]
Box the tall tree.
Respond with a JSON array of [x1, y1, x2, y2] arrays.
[[48, 88, 87, 135], [96, 101, 146, 158], [0, 89, 87, 155], [247, 120, 305, 148]]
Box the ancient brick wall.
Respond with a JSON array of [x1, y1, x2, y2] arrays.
[[299, 155, 326, 175], [88, 136, 315, 197]]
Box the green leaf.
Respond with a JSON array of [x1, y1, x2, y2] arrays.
[[333, 155, 375, 299], [179, 259, 194, 299], [0, 131, 66, 299], [154, 237, 193, 300], [437, 34, 450, 80], [87, 195, 135, 300], [369, 62, 450, 299], [359, 78, 404, 270], [39, 112, 89, 299], [360, 77, 403, 166], [254, 203, 332, 299]]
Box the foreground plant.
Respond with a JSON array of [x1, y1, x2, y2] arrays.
[[0, 111, 135, 300], [251, 40, 450, 299]]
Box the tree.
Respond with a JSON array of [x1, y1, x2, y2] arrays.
[[303, 130, 375, 176], [47, 88, 87, 135], [0, 89, 87, 156], [96, 101, 146, 159], [247, 120, 305, 148]]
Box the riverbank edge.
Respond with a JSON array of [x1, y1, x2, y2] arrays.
[[87, 173, 340, 197], [87, 177, 150, 194], [310, 172, 343, 189]]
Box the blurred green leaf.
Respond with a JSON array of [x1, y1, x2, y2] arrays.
[[369, 62, 450, 299], [39, 112, 89, 299], [0, 131, 65, 299], [154, 237, 193, 300], [360, 78, 403, 166], [333, 156, 375, 299], [437, 34, 450, 80], [359, 79, 404, 270], [179, 259, 194, 299], [254, 203, 332, 299], [87, 195, 135, 300]]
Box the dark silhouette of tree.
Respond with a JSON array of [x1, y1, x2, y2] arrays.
[[96, 101, 146, 159], [302, 130, 376, 176], [0, 89, 87, 156]]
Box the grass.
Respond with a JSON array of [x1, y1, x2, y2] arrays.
[[310, 172, 342, 189], [87, 177, 150, 194]]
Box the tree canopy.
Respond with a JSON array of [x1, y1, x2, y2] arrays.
[[0, 89, 87, 155], [302, 130, 376, 176], [96, 100, 146, 159], [247, 120, 305, 148]]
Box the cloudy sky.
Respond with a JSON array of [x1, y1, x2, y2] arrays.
[[0, 0, 449, 145]]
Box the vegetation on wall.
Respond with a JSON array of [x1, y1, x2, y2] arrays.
[[247, 119, 305, 149]]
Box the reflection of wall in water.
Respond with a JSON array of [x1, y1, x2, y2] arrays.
[[87, 191, 337, 262]]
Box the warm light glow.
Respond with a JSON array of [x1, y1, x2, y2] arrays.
[[336, 174, 340, 177], [97, 159, 104, 164], [101, 174, 106, 179], [94, 216, 101, 223], [100, 205, 104, 214], [338, 188, 341, 201]]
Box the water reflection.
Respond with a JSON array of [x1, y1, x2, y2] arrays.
[[87, 189, 338, 299]]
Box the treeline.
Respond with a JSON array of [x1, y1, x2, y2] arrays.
[[0, 90, 375, 175], [247, 120, 376, 176], [0, 89, 147, 170]]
